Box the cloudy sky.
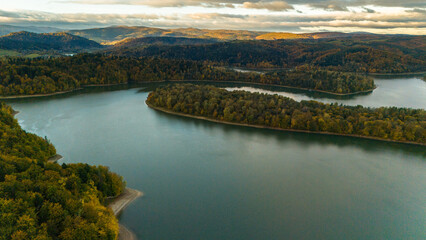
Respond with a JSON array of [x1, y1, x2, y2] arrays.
[[0, 0, 425, 34]]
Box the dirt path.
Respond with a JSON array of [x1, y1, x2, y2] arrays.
[[108, 188, 143, 240]]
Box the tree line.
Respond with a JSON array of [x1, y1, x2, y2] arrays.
[[147, 84, 425, 144], [107, 38, 426, 73], [0, 102, 125, 239], [0, 54, 374, 96]]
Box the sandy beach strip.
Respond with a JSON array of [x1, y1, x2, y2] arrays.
[[119, 224, 138, 240], [109, 188, 144, 216], [48, 154, 63, 163], [108, 188, 144, 240]]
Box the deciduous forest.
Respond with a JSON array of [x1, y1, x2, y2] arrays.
[[147, 84, 426, 144], [107, 37, 426, 73], [0, 54, 374, 96], [0, 102, 125, 240]]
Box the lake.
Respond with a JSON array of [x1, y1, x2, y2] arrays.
[[6, 76, 426, 240], [226, 75, 426, 109]]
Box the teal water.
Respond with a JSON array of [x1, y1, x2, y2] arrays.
[[227, 76, 426, 109], [6, 78, 426, 240]]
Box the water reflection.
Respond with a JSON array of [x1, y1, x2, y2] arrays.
[[149, 107, 426, 159], [7, 85, 425, 240]]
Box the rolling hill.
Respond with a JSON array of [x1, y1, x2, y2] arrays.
[[105, 36, 426, 73], [111, 36, 218, 48], [68, 26, 355, 44], [0, 31, 102, 52]]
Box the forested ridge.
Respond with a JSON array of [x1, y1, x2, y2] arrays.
[[147, 84, 426, 144], [109, 38, 426, 73], [0, 102, 125, 239], [0, 32, 102, 52], [0, 54, 374, 96], [0, 28, 423, 74], [112, 37, 217, 47]]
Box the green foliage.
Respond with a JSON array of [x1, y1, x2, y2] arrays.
[[113, 37, 217, 48], [0, 54, 373, 96], [113, 37, 425, 73], [255, 65, 375, 94], [0, 103, 55, 161], [0, 103, 125, 239], [147, 84, 426, 144], [0, 32, 102, 52]]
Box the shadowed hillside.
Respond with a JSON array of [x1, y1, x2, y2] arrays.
[[112, 36, 217, 48], [106, 36, 425, 73], [0, 31, 102, 52]]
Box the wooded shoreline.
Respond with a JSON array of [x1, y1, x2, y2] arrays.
[[0, 89, 83, 99], [146, 102, 425, 147], [0, 79, 376, 100]]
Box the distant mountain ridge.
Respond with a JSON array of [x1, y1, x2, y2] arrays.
[[0, 31, 102, 52], [67, 26, 356, 44], [112, 36, 218, 48], [0, 24, 61, 36]]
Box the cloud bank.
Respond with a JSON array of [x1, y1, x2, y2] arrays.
[[0, 0, 424, 34]]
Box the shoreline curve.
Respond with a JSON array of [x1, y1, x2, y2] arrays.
[[0, 80, 374, 100], [108, 188, 143, 240]]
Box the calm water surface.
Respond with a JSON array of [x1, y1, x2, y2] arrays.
[[7, 78, 426, 240], [227, 76, 426, 109]]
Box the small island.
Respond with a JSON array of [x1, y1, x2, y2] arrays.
[[146, 84, 425, 145]]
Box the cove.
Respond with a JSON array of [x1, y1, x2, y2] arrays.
[[6, 80, 426, 240]]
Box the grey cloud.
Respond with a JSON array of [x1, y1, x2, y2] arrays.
[[309, 3, 348, 11], [0, 10, 162, 29], [363, 7, 376, 13], [0, 8, 425, 34], [243, 1, 293, 11], [188, 13, 247, 19], [406, 8, 426, 13], [59, 0, 426, 9], [61, 0, 243, 8], [285, 0, 425, 9], [0, 10, 29, 18]]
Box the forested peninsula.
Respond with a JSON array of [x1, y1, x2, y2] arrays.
[[0, 54, 374, 97], [0, 102, 126, 239], [146, 84, 426, 145]]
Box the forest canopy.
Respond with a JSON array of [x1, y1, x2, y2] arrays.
[[107, 37, 426, 74], [0, 54, 374, 97], [147, 84, 425, 145], [0, 102, 125, 240]]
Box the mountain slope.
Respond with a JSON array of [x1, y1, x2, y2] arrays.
[[112, 36, 217, 48], [0, 31, 102, 52], [106, 36, 426, 73], [68, 26, 355, 44]]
